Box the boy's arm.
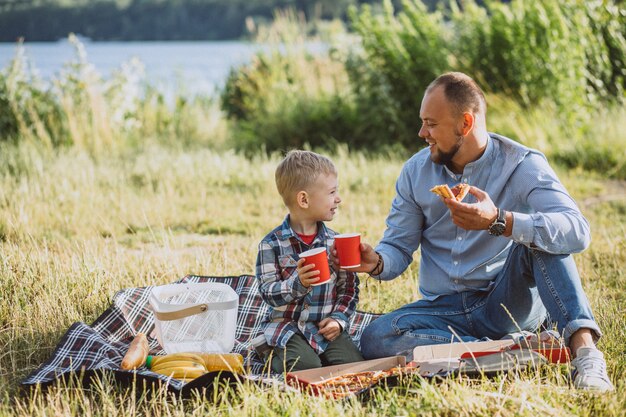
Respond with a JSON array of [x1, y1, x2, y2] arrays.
[[255, 241, 310, 307], [328, 270, 359, 332]]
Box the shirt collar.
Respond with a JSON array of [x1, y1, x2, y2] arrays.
[[464, 133, 495, 171], [277, 215, 330, 243]]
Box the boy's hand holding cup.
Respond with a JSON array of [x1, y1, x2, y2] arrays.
[[298, 247, 331, 287]]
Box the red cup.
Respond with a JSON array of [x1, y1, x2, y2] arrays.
[[334, 233, 361, 268], [299, 247, 331, 286]]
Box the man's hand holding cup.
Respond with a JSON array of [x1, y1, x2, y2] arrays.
[[331, 240, 381, 274]]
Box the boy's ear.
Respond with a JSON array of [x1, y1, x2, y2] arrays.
[[296, 190, 309, 208]]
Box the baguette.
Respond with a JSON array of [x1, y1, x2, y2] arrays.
[[121, 333, 150, 370]]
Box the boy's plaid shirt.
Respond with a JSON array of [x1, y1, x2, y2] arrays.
[[255, 215, 360, 354]]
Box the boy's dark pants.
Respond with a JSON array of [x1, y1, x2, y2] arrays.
[[270, 332, 364, 373]]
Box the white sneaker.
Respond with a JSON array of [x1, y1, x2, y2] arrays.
[[571, 347, 615, 392]]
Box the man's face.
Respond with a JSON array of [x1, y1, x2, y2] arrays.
[[418, 86, 465, 167]]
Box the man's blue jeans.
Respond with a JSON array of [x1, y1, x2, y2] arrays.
[[360, 243, 601, 359]]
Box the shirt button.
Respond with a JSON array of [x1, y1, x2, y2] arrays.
[[454, 261, 458, 265], [457, 237, 462, 241], [463, 178, 468, 183], [454, 279, 460, 284]]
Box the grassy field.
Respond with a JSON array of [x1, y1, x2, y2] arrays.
[[1, 137, 625, 416]]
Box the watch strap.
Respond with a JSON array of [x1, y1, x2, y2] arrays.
[[497, 208, 506, 223], [489, 208, 506, 236]]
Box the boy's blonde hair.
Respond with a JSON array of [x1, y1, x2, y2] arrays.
[[275, 150, 337, 207]]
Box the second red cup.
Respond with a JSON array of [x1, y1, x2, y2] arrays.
[[334, 233, 361, 269], [299, 247, 331, 286]]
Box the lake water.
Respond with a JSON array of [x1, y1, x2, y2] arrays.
[[0, 40, 326, 97]]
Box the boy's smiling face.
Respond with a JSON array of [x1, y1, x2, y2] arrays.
[[304, 173, 341, 222]]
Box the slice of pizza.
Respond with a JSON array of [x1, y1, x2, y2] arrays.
[[430, 183, 470, 202], [429, 184, 454, 199], [451, 183, 470, 202]]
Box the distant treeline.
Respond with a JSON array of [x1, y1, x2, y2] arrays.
[[0, 0, 429, 42]]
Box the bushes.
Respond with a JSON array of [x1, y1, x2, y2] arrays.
[[221, 0, 625, 156], [351, 0, 625, 142], [583, 1, 626, 101], [221, 12, 360, 153], [346, 0, 452, 151], [451, 0, 589, 111], [223, 50, 359, 153]]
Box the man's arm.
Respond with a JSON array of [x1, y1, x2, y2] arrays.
[[445, 153, 590, 254], [255, 241, 310, 307], [330, 163, 423, 278], [375, 163, 425, 280]]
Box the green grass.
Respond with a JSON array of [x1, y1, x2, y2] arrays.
[[1, 140, 625, 416]]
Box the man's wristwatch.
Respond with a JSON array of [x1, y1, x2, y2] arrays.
[[488, 208, 506, 236]]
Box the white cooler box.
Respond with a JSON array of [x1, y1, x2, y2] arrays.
[[149, 282, 238, 354]]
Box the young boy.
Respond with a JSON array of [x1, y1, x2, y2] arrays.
[[255, 150, 364, 373]]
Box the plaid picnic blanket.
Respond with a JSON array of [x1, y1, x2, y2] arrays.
[[21, 275, 380, 393]]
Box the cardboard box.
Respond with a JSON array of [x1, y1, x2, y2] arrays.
[[286, 356, 407, 398], [286, 339, 570, 397], [412, 339, 516, 362], [412, 339, 569, 376], [410, 340, 516, 376]]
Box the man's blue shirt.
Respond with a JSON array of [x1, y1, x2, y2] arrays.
[[375, 133, 590, 300]]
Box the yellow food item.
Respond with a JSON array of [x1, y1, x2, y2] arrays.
[[146, 352, 245, 377], [148, 352, 205, 368], [147, 352, 209, 380], [199, 353, 244, 373], [429, 184, 454, 199], [120, 333, 150, 370], [152, 366, 207, 380], [151, 360, 205, 373]]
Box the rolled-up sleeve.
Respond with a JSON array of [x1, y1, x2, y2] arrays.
[[510, 153, 590, 254]]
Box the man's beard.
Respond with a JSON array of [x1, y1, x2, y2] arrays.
[[431, 133, 464, 168]]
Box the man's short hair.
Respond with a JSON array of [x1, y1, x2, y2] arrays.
[[275, 150, 337, 206], [427, 72, 487, 117]]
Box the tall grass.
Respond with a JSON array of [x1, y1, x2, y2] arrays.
[[0, 34, 229, 155], [0, 9, 625, 416], [1, 140, 624, 416]]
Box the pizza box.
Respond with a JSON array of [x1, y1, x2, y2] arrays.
[[411, 339, 570, 376], [412, 339, 516, 362], [286, 356, 410, 398]]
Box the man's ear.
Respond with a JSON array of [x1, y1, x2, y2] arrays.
[[296, 190, 309, 208], [460, 112, 475, 136]]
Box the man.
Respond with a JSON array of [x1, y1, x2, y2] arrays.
[[337, 72, 613, 391]]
